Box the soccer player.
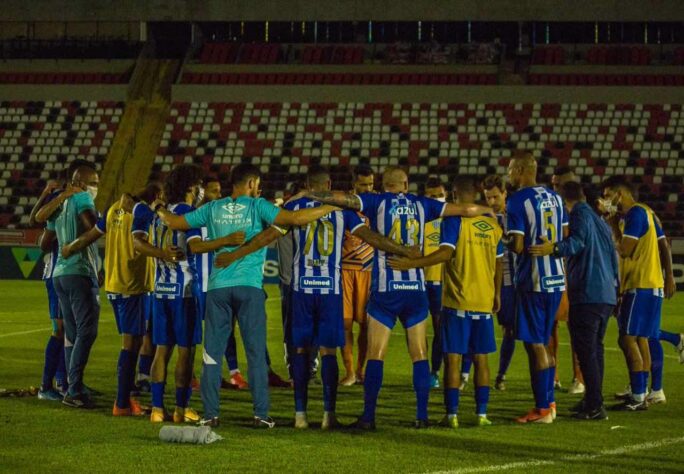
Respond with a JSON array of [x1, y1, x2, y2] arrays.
[[158, 164, 341, 428], [506, 151, 568, 424], [550, 166, 585, 394], [305, 166, 493, 429], [35, 162, 101, 408], [482, 175, 516, 391], [422, 177, 447, 389], [390, 175, 503, 427], [340, 165, 375, 386], [602, 176, 675, 410]]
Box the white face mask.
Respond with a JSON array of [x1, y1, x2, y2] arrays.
[[436, 197, 446, 203], [599, 198, 618, 215], [194, 186, 205, 206], [86, 185, 98, 201]]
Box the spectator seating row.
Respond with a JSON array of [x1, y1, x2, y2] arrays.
[[0, 72, 130, 84], [528, 74, 684, 86], [181, 72, 497, 85], [300, 45, 364, 64], [198, 42, 279, 64], [586, 46, 652, 65]]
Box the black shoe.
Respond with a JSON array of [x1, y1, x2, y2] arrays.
[[414, 419, 430, 429], [253, 416, 276, 429], [346, 417, 376, 431], [199, 417, 220, 428], [573, 406, 608, 420], [62, 393, 95, 409], [610, 397, 648, 411], [569, 399, 586, 413]]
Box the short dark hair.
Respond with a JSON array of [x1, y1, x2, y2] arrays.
[[307, 165, 330, 184], [137, 181, 162, 204], [425, 176, 444, 190], [553, 166, 575, 177], [230, 164, 261, 186], [482, 174, 505, 192], [352, 164, 374, 181], [452, 175, 478, 195], [67, 159, 96, 181], [601, 175, 634, 196], [560, 181, 585, 202], [205, 174, 220, 184], [164, 164, 203, 204]]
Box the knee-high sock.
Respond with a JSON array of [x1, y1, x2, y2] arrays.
[[649, 338, 664, 391], [413, 360, 430, 421], [532, 369, 549, 409], [497, 336, 515, 378], [55, 339, 66, 387], [292, 353, 309, 413], [461, 354, 473, 377], [659, 330, 681, 348], [431, 333, 443, 374], [151, 382, 165, 409], [321, 354, 339, 412], [361, 360, 384, 422], [116, 349, 136, 408], [138, 354, 152, 378], [475, 386, 490, 416], [547, 366, 556, 404], [629, 371, 648, 401], [175, 386, 190, 408], [225, 333, 239, 372], [41, 336, 62, 390]]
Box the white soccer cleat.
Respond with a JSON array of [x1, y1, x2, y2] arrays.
[[646, 389, 666, 404], [677, 335, 684, 364], [568, 379, 586, 395], [294, 412, 309, 429]]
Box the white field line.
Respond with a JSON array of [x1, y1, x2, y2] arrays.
[[0, 327, 51, 338], [425, 436, 684, 474]]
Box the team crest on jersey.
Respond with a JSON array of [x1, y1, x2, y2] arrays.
[[472, 220, 494, 232], [221, 202, 246, 214]]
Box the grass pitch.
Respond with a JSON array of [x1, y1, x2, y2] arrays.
[[1, 280, 683, 473]]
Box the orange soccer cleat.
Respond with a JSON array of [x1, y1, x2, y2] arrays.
[[515, 408, 553, 424]]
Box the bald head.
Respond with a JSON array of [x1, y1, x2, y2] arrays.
[[507, 150, 537, 189], [72, 165, 99, 190], [382, 166, 408, 193]]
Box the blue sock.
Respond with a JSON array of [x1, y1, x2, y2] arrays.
[[547, 367, 556, 404], [629, 371, 646, 397], [413, 360, 430, 421], [649, 338, 664, 391], [116, 350, 135, 408], [659, 330, 681, 348], [532, 369, 549, 409], [640, 371, 649, 396], [461, 354, 473, 377], [497, 336, 515, 378], [151, 382, 165, 409], [55, 339, 66, 387], [292, 353, 309, 412], [225, 333, 238, 372], [41, 336, 61, 390], [175, 387, 189, 408], [445, 388, 460, 415], [138, 354, 152, 377], [475, 386, 490, 416], [321, 354, 339, 412], [186, 387, 193, 405], [361, 360, 384, 422]]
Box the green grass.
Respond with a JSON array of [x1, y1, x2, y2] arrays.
[[1, 280, 684, 473]]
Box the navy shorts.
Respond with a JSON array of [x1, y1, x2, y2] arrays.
[[497, 285, 516, 329], [291, 291, 345, 348], [108, 293, 147, 336], [426, 282, 442, 319], [442, 308, 496, 355], [153, 297, 202, 347], [618, 288, 663, 338], [366, 289, 429, 330], [515, 291, 562, 345]]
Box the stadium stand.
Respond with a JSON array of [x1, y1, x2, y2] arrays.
[[0, 72, 131, 84], [0, 100, 124, 228], [180, 72, 497, 85]]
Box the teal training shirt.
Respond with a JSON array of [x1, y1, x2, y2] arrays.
[[184, 195, 280, 290], [48, 192, 99, 279]]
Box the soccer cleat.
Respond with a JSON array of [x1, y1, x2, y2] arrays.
[[430, 373, 440, 389], [253, 416, 276, 429], [150, 407, 169, 423], [129, 398, 149, 416], [346, 417, 376, 431], [321, 412, 340, 430], [568, 380, 586, 395], [478, 415, 493, 427], [494, 376, 506, 391], [573, 406, 608, 421], [62, 393, 95, 409], [230, 372, 249, 390], [614, 385, 632, 400], [339, 374, 356, 386], [438, 415, 458, 429], [198, 417, 220, 428], [553, 380, 562, 390], [112, 403, 132, 417], [569, 399, 586, 413], [82, 384, 101, 397], [516, 408, 553, 424], [294, 412, 309, 429], [414, 419, 430, 429], [56, 383, 68, 397], [646, 389, 666, 404], [610, 397, 648, 411], [677, 335, 684, 364], [550, 402, 557, 420], [37, 388, 62, 401], [268, 370, 290, 388], [174, 407, 201, 423]]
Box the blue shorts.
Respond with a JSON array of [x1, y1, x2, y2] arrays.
[[153, 297, 202, 347], [196, 291, 207, 321], [108, 293, 147, 336], [618, 288, 663, 338], [45, 278, 61, 320], [497, 285, 516, 329], [515, 291, 562, 345], [442, 308, 496, 355], [291, 291, 345, 348], [143, 293, 153, 322], [426, 282, 442, 319], [366, 289, 429, 330]]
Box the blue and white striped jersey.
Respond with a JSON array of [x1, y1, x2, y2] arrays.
[[285, 197, 364, 295], [506, 186, 568, 293], [42, 191, 61, 280], [497, 213, 516, 288], [357, 192, 445, 293], [151, 202, 201, 299], [196, 226, 213, 294]]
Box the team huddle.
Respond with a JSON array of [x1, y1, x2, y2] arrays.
[[30, 150, 683, 429]]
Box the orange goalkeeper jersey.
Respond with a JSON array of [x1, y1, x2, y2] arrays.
[[341, 213, 373, 272]]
